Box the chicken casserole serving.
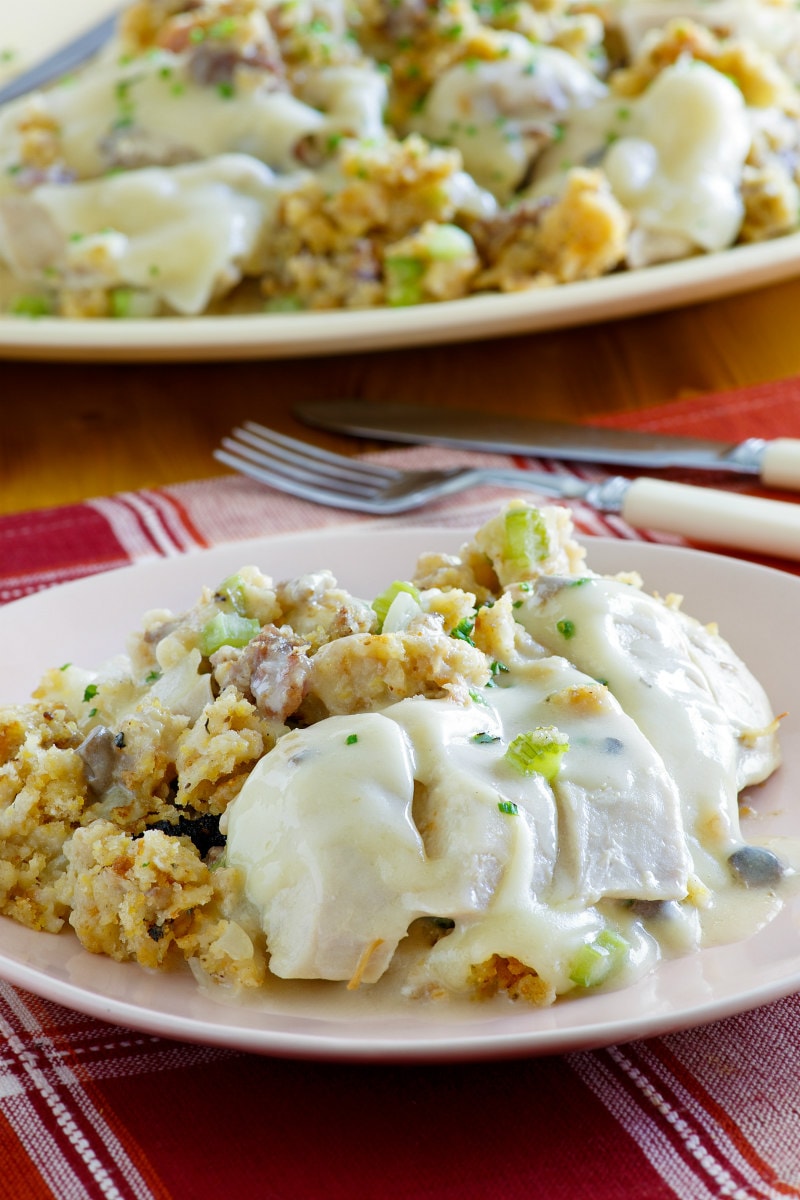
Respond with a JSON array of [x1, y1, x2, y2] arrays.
[[0, 502, 791, 1008]]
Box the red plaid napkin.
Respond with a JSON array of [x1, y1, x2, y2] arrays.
[[2, 376, 800, 1200]]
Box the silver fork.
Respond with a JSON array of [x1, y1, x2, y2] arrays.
[[213, 423, 800, 562], [213, 421, 627, 515]]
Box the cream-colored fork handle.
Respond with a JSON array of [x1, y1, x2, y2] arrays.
[[759, 439, 800, 490], [621, 477, 800, 560]]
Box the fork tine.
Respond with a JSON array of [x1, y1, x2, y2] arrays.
[[241, 422, 401, 481], [214, 421, 482, 514], [219, 436, 386, 500], [231, 429, 390, 493], [213, 446, 396, 512]]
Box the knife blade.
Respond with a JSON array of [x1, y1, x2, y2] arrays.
[[294, 400, 800, 492]]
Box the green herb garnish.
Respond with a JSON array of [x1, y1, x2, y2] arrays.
[[498, 800, 519, 815], [451, 616, 475, 644]]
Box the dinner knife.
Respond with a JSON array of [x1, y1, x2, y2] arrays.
[[294, 400, 800, 492]]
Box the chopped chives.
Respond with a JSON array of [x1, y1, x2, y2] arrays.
[[451, 616, 475, 644]]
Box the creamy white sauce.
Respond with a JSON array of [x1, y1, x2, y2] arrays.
[[603, 60, 750, 252], [0, 52, 387, 182], [224, 564, 788, 1003], [615, 0, 800, 73], [418, 44, 606, 200], [0, 154, 301, 314], [225, 660, 700, 997], [513, 575, 780, 885], [529, 59, 752, 259]]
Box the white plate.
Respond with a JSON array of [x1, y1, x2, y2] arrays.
[[3, 527, 800, 1061], [2, 5, 800, 361]]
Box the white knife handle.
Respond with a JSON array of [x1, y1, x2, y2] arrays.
[[620, 477, 800, 560], [759, 439, 800, 491]]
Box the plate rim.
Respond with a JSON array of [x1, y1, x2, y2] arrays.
[[2, 525, 800, 1061], [1, 230, 799, 362]]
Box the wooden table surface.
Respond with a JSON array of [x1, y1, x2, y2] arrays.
[[3, 274, 800, 518]]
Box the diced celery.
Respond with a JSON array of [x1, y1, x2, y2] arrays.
[[426, 223, 475, 261], [505, 727, 569, 780], [11, 293, 53, 317], [109, 287, 159, 318], [199, 612, 260, 656], [568, 930, 629, 988], [110, 287, 133, 318], [372, 581, 421, 631], [264, 296, 304, 313], [503, 506, 549, 568], [215, 573, 248, 615], [385, 256, 425, 307]]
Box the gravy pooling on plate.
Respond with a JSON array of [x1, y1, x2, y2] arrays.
[[1, 0, 799, 318], [0, 501, 790, 1006]]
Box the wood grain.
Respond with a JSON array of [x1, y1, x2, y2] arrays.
[[3, 276, 799, 516]]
